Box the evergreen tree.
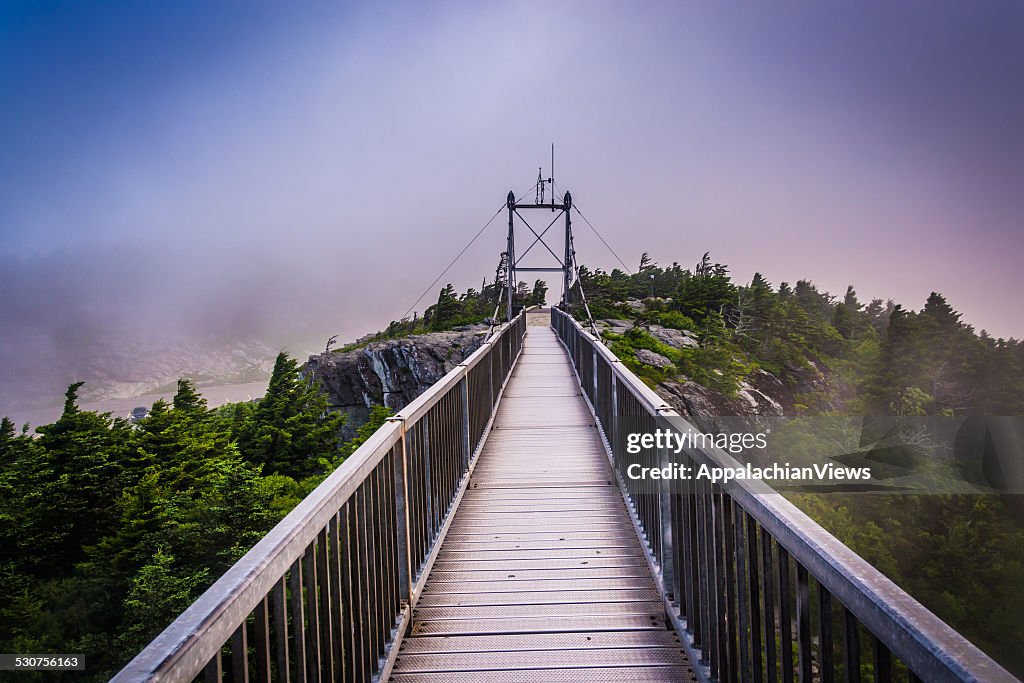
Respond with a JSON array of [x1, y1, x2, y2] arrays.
[[171, 378, 207, 416], [528, 279, 548, 306], [638, 252, 655, 272], [833, 285, 863, 340], [32, 383, 132, 575], [675, 253, 736, 323], [427, 283, 462, 330], [235, 353, 344, 478]]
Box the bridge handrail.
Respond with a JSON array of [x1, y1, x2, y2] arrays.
[[552, 307, 1016, 683], [114, 310, 529, 682]]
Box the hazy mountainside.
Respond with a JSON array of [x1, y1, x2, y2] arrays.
[[0, 245, 342, 417], [303, 325, 488, 438], [570, 252, 1024, 420], [0, 329, 281, 415]]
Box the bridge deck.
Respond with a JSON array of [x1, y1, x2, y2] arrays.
[[391, 318, 694, 681]]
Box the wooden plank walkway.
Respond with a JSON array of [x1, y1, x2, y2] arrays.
[[391, 314, 694, 682]]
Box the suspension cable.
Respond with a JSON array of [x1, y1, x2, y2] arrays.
[[573, 204, 634, 275], [398, 205, 503, 322], [552, 180, 634, 276], [567, 229, 601, 339], [398, 180, 540, 323]]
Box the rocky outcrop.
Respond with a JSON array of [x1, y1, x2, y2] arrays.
[[656, 364, 829, 421], [658, 366, 804, 419], [635, 348, 673, 370], [646, 325, 698, 349], [304, 326, 488, 438], [598, 319, 634, 334]]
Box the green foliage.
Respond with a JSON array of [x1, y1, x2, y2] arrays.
[[527, 279, 548, 306], [0, 352, 387, 680], [346, 278, 515, 347], [117, 548, 209, 658], [637, 309, 695, 331], [429, 283, 463, 331], [233, 353, 345, 479], [793, 494, 1024, 675]]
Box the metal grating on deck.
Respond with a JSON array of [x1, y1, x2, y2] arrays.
[[392, 319, 695, 682]]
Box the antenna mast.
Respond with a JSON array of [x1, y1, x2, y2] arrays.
[[551, 143, 555, 211]]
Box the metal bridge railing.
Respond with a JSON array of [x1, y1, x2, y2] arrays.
[[552, 307, 1015, 683], [114, 311, 528, 683]]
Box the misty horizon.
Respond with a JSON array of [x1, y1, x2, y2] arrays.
[[2, 1, 1023, 412]]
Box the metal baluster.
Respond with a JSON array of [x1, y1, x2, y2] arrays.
[[872, 635, 892, 682], [796, 562, 812, 682], [368, 471, 385, 671], [383, 453, 399, 630], [693, 474, 709, 659], [288, 558, 307, 683], [253, 596, 272, 683], [723, 493, 739, 683], [779, 546, 794, 683], [327, 515, 346, 682], [711, 490, 729, 681], [203, 651, 222, 683], [819, 583, 834, 683], [762, 529, 778, 683], [843, 606, 860, 683], [421, 414, 433, 546], [682, 460, 698, 643], [230, 622, 249, 682], [372, 465, 388, 666], [302, 545, 320, 681], [736, 502, 751, 682], [393, 439, 411, 608], [315, 528, 334, 681], [270, 577, 290, 683], [339, 504, 357, 683], [669, 465, 683, 611], [354, 486, 372, 680], [747, 514, 763, 682]]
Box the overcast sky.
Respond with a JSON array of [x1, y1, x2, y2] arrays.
[[1, 0, 1022, 344]]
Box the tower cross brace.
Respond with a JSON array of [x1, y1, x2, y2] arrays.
[[505, 189, 573, 320]]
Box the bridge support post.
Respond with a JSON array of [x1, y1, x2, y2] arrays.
[[390, 418, 412, 607], [562, 191, 572, 307], [506, 191, 516, 322], [460, 377, 471, 470], [657, 410, 676, 603], [422, 415, 434, 540]]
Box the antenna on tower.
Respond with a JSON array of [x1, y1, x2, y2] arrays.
[[536, 167, 544, 204], [550, 143, 555, 211]]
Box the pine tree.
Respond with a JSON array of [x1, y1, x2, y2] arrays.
[[638, 252, 656, 272], [428, 284, 462, 330], [172, 378, 207, 416], [529, 279, 548, 306], [32, 383, 131, 575], [833, 285, 863, 340], [235, 353, 344, 478]]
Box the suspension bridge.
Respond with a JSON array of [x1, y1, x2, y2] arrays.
[[113, 184, 1016, 682]]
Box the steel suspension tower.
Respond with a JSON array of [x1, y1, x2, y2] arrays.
[[504, 150, 574, 320]]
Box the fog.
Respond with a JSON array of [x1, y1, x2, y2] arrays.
[[2, 1, 1023, 413]]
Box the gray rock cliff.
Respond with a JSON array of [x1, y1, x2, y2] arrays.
[[303, 326, 488, 438]]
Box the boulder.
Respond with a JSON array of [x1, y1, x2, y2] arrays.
[[635, 348, 673, 370], [646, 325, 698, 349]]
